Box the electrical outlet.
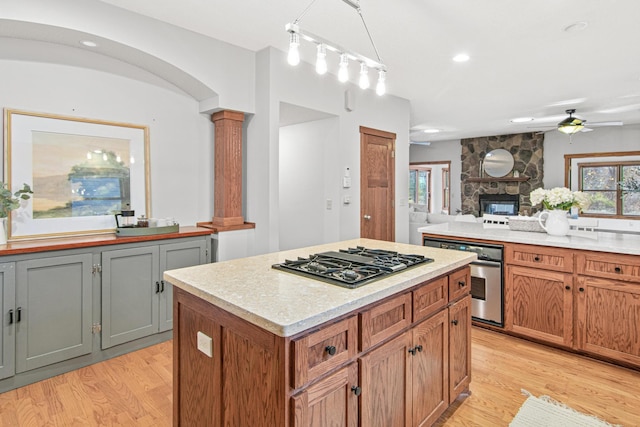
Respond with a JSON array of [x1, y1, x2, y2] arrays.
[[197, 331, 213, 357]]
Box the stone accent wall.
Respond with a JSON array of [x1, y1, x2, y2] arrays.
[[460, 132, 544, 215]]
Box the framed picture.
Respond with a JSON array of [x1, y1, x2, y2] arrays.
[[4, 109, 150, 240]]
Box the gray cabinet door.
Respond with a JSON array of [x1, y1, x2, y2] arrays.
[[15, 254, 93, 373], [0, 263, 16, 380], [159, 240, 207, 332], [101, 246, 159, 349]]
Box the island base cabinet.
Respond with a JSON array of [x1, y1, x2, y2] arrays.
[[291, 363, 358, 427], [576, 276, 640, 367], [173, 288, 286, 427], [449, 295, 471, 403]]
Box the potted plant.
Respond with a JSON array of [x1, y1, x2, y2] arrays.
[[0, 182, 33, 243]]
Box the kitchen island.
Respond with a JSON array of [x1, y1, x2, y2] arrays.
[[419, 222, 640, 370], [164, 238, 476, 426]]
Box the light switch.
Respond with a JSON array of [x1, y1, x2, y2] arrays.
[[197, 331, 213, 358]]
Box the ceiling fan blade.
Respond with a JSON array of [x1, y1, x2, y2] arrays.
[[580, 127, 594, 132], [585, 121, 623, 127]]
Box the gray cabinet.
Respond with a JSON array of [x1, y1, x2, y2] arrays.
[[0, 263, 16, 380], [101, 238, 206, 349], [15, 254, 93, 373]]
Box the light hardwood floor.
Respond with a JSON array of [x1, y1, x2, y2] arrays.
[[1, 327, 639, 426]]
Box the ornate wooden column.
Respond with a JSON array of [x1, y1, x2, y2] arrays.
[[211, 110, 245, 227]]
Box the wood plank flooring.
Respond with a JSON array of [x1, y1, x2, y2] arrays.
[[1, 328, 639, 426]]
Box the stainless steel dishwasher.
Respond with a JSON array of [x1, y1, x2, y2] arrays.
[[423, 236, 504, 327]]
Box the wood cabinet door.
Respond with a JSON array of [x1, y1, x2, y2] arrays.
[[576, 276, 640, 366], [448, 295, 471, 403], [506, 265, 573, 347], [359, 332, 411, 427], [410, 310, 449, 427], [15, 254, 93, 373], [291, 363, 358, 427], [0, 263, 15, 380]]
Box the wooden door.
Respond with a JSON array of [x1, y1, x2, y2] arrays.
[[359, 332, 410, 427], [360, 126, 395, 241], [291, 363, 358, 427], [411, 310, 449, 427], [507, 266, 573, 347], [448, 295, 471, 403]]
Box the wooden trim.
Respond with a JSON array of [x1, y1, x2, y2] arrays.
[[358, 126, 396, 139], [564, 150, 640, 187]]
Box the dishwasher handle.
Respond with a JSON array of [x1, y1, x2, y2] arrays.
[[471, 259, 502, 268]]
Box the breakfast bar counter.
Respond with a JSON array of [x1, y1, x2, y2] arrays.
[[418, 221, 640, 255]]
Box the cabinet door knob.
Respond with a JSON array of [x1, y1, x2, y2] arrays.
[[614, 266, 622, 273], [415, 345, 423, 353], [408, 347, 416, 355], [534, 256, 541, 262], [451, 319, 459, 326], [565, 285, 571, 290], [325, 345, 337, 356], [458, 281, 466, 288], [363, 215, 371, 220], [351, 385, 362, 396], [579, 287, 585, 292]]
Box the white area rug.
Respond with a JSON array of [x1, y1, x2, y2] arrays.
[[510, 390, 621, 427]]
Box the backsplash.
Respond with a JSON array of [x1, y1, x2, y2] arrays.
[[460, 132, 544, 215]]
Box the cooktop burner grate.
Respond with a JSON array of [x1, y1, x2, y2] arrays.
[[272, 246, 434, 289]]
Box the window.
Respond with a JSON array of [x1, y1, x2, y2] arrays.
[[578, 161, 640, 218], [409, 167, 431, 209], [442, 168, 450, 212]]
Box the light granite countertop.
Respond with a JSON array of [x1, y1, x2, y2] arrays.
[[418, 222, 640, 255], [164, 238, 475, 338]]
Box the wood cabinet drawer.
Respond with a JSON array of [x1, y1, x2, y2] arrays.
[[360, 292, 412, 351], [291, 316, 358, 389], [449, 267, 471, 302], [506, 244, 573, 273], [576, 252, 640, 283], [413, 276, 448, 322]]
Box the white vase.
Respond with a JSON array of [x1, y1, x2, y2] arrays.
[[0, 218, 6, 244], [538, 209, 570, 236]]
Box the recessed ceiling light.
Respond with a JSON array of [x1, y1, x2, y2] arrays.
[[422, 129, 440, 134], [564, 21, 588, 33], [510, 117, 534, 123], [452, 53, 470, 63], [80, 40, 98, 47]]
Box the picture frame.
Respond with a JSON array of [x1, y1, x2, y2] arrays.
[[4, 109, 150, 240]]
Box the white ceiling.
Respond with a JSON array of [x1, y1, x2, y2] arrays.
[[39, 1, 640, 141]]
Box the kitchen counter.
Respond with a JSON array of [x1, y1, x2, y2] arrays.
[[418, 222, 640, 255], [163, 237, 475, 337]]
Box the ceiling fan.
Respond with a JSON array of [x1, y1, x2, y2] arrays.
[[530, 109, 623, 134]]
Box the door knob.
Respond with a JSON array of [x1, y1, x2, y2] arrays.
[[363, 215, 371, 220]]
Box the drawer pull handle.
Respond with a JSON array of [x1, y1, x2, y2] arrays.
[[409, 345, 423, 355], [160, 280, 165, 293], [325, 345, 337, 356], [534, 256, 541, 262], [458, 281, 466, 288], [565, 285, 571, 290], [16, 307, 22, 323], [451, 319, 459, 326], [351, 386, 362, 396], [614, 266, 622, 273], [155, 281, 161, 294], [8, 309, 13, 325]]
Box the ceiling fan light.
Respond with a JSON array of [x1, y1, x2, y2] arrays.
[[557, 120, 584, 134]]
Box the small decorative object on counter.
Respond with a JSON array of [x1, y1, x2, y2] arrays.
[[0, 182, 33, 244], [114, 204, 136, 228], [137, 215, 149, 227], [513, 170, 520, 178], [530, 187, 590, 237]]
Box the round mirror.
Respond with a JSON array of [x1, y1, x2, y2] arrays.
[[483, 149, 514, 178]]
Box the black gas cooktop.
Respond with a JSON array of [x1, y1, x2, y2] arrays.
[[272, 246, 434, 289]]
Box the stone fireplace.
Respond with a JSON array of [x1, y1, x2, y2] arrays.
[[461, 132, 544, 215]]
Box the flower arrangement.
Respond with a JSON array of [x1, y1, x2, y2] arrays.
[[0, 182, 33, 218], [530, 187, 590, 211]]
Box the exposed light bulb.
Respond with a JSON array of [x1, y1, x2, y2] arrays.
[[315, 44, 327, 75], [103, 153, 108, 161], [359, 63, 370, 90], [376, 70, 386, 96], [338, 54, 349, 82], [86, 151, 92, 160], [287, 32, 300, 66]]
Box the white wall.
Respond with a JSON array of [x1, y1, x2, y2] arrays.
[[410, 141, 462, 214], [247, 47, 411, 255], [0, 56, 213, 227], [279, 118, 340, 250]]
